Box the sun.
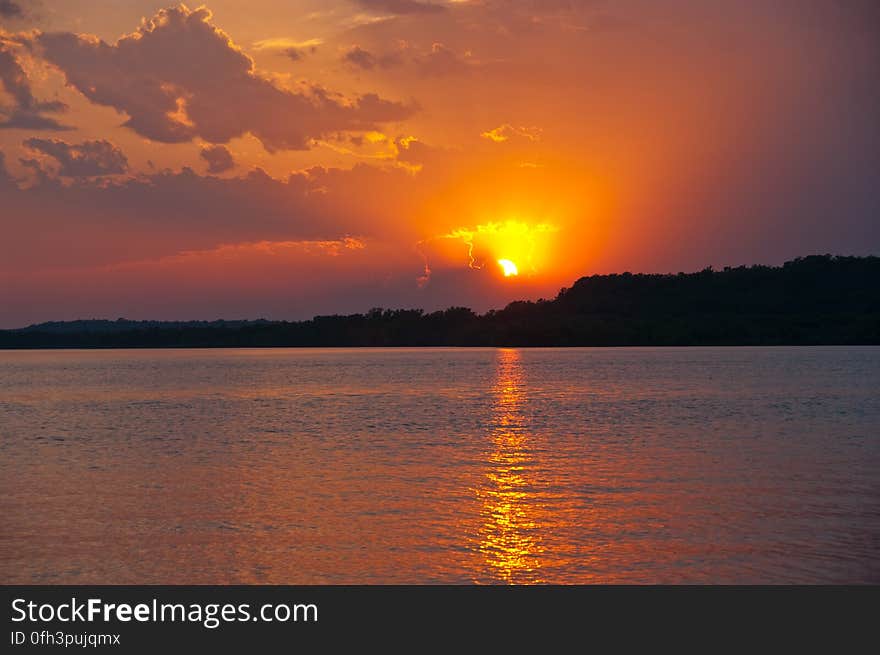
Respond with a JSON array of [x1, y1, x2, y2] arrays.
[[498, 259, 519, 277]]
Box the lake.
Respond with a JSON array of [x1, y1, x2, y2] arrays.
[[1, 347, 878, 583]]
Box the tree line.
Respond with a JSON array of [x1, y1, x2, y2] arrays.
[[2, 255, 877, 348]]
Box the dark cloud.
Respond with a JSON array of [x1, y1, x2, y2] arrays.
[[17, 156, 47, 178], [0, 44, 69, 130], [200, 144, 235, 174], [0, 149, 14, 185], [0, 109, 69, 130], [23, 138, 128, 176], [33, 5, 414, 151], [343, 45, 377, 70], [282, 43, 318, 62], [343, 45, 404, 70], [0, 47, 45, 109], [416, 43, 468, 76], [0, 1, 22, 19], [353, 0, 445, 15], [394, 136, 438, 165]]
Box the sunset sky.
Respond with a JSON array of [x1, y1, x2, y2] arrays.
[[1, 0, 878, 327]]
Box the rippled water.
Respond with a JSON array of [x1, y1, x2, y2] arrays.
[[1, 347, 878, 584]]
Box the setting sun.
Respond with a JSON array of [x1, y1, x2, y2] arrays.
[[498, 259, 519, 277], [418, 220, 558, 286]]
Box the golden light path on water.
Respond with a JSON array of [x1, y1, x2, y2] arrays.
[[3, 348, 879, 584], [475, 349, 546, 583]]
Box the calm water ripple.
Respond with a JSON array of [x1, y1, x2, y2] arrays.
[[1, 347, 878, 583]]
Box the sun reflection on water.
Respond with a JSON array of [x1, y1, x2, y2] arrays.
[[475, 348, 546, 583]]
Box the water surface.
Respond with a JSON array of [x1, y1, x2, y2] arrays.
[[1, 347, 878, 583]]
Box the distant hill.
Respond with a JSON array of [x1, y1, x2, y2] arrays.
[[16, 319, 272, 334], [2, 255, 878, 348]]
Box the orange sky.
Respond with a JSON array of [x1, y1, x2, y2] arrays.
[[1, 1, 878, 326]]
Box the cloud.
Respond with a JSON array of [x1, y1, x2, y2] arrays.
[[353, 0, 445, 15], [0, 157, 419, 272], [24, 138, 129, 176], [165, 237, 366, 264], [0, 43, 69, 130], [251, 38, 321, 63], [0, 1, 22, 19], [480, 124, 542, 143], [200, 144, 235, 173], [251, 37, 323, 51], [0, 148, 14, 185], [416, 42, 468, 76], [33, 5, 414, 150], [343, 45, 377, 70], [394, 136, 438, 167], [342, 45, 404, 70]]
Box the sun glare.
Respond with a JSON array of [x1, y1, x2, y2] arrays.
[[498, 259, 519, 277], [417, 219, 560, 285]]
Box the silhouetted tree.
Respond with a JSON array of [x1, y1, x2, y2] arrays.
[[2, 255, 877, 348]]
